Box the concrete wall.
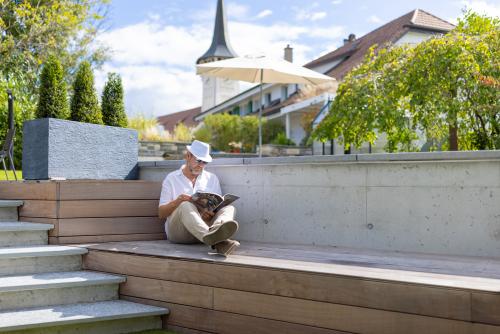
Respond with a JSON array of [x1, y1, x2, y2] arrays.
[[139, 151, 500, 258]]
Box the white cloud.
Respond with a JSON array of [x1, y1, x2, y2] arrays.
[[368, 15, 382, 24], [311, 12, 327, 21], [332, 0, 342, 4], [256, 9, 273, 19], [296, 9, 328, 21], [461, 0, 500, 17], [96, 16, 345, 117], [227, 3, 249, 20]]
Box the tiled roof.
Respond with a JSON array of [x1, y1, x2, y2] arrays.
[[411, 9, 455, 31], [305, 9, 454, 80], [157, 107, 201, 132]]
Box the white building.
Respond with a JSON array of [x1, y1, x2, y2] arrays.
[[159, 6, 455, 155], [193, 9, 455, 154]]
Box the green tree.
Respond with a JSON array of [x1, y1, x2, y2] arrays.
[[313, 12, 500, 152], [0, 0, 109, 167], [70, 61, 102, 124], [0, 0, 109, 93], [101, 73, 127, 127], [36, 56, 69, 119]]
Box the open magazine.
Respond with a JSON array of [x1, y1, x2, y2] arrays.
[[191, 191, 239, 214]]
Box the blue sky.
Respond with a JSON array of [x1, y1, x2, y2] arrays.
[[94, 0, 500, 119]]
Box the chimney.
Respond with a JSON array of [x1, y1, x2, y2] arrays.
[[284, 44, 293, 62], [343, 33, 356, 45]]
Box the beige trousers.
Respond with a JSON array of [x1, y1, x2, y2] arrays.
[[167, 201, 236, 244]]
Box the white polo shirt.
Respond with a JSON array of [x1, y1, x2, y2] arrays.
[[159, 165, 222, 229]]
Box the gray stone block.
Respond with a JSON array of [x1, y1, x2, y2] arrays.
[[0, 300, 167, 332], [23, 119, 138, 180]]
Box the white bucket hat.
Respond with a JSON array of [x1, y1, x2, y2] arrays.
[[186, 140, 212, 163]]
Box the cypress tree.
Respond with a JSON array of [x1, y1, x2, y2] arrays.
[[36, 56, 69, 119], [70, 61, 103, 124], [101, 73, 128, 127]]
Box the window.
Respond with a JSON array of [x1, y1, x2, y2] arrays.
[[281, 86, 288, 100], [266, 93, 272, 105], [247, 101, 253, 114], [231, 106, 240, 116]]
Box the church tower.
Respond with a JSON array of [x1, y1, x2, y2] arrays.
[[197, 0, 239, 112]]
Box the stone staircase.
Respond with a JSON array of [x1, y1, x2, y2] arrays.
[[0, 200, 168, 333]]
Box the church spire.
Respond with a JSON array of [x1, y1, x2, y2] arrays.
[[197, 0, 237, 64]]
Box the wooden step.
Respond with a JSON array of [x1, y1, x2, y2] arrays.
[[0, 300, 168, 333], [0, 271, 125, 310], [0, 222, 53, 247], [0, 245, 87, 276]]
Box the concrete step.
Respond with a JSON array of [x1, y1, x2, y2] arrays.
[[0, 271, 126, 310], [0, 222, 53, 247], [0, 245, 87, 276], [0, 300, 168, 333], [0, 200, 23, 222]]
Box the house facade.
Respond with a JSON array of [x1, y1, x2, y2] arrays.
[[159, 5, 454, 155], [194, 9, 455, 153]]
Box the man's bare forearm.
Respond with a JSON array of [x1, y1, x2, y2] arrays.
[[158, 194, 192, 219], [159, 199, 181, 219]]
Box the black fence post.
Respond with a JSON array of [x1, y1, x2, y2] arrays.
[[7, 90, 14, 130]]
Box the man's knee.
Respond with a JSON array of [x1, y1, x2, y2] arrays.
[[178, 201, 197, 213], [221, 205, 236, 215]]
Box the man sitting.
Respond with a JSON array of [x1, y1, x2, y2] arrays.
[[158, 140, 240, 256]]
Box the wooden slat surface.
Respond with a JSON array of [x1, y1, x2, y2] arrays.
[[19, 217, 59, 237], [123, 296, 350, 334], [59, 181, 161, 200], [58, 200, 159, 218], [85, 240, 500, 292], [20, 200, 58, 218], [472, 292, 500, 325], [58, 217, 164, 236], [120, 276, 213, 309], [0, 181, 57, 200], [166, 325, 213, 334], [49, 233, 165, 245], [83, 251, 471, 321], [213, 288, 472, 334]]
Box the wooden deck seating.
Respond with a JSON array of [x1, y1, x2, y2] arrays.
[[2, 179, 500, 333], [83, 240, 500, 334], [0, 180, 165, 244]]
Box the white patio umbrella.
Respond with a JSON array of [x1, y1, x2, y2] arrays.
[[196, 55, 335, 157]]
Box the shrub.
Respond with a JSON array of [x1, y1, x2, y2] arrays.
[[262, 119, 285, 144], [202, 113, 240, 151], [127, 114, 165, 141], [70, 61, 102, 124], [101, 73, 127, 127], [272, 132, 296, 146], [239, 116, 259, 152], [173, 122, 193, 142], [36, 55, 69, 119], [193, 125, 212, 143], [195, 114, 291, 152]]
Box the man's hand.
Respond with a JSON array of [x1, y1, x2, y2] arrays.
[[176, 194, 192, 203], [201, 210, 215, 222]]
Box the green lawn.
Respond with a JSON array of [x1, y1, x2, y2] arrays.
[[0, 170, 22, 180]]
